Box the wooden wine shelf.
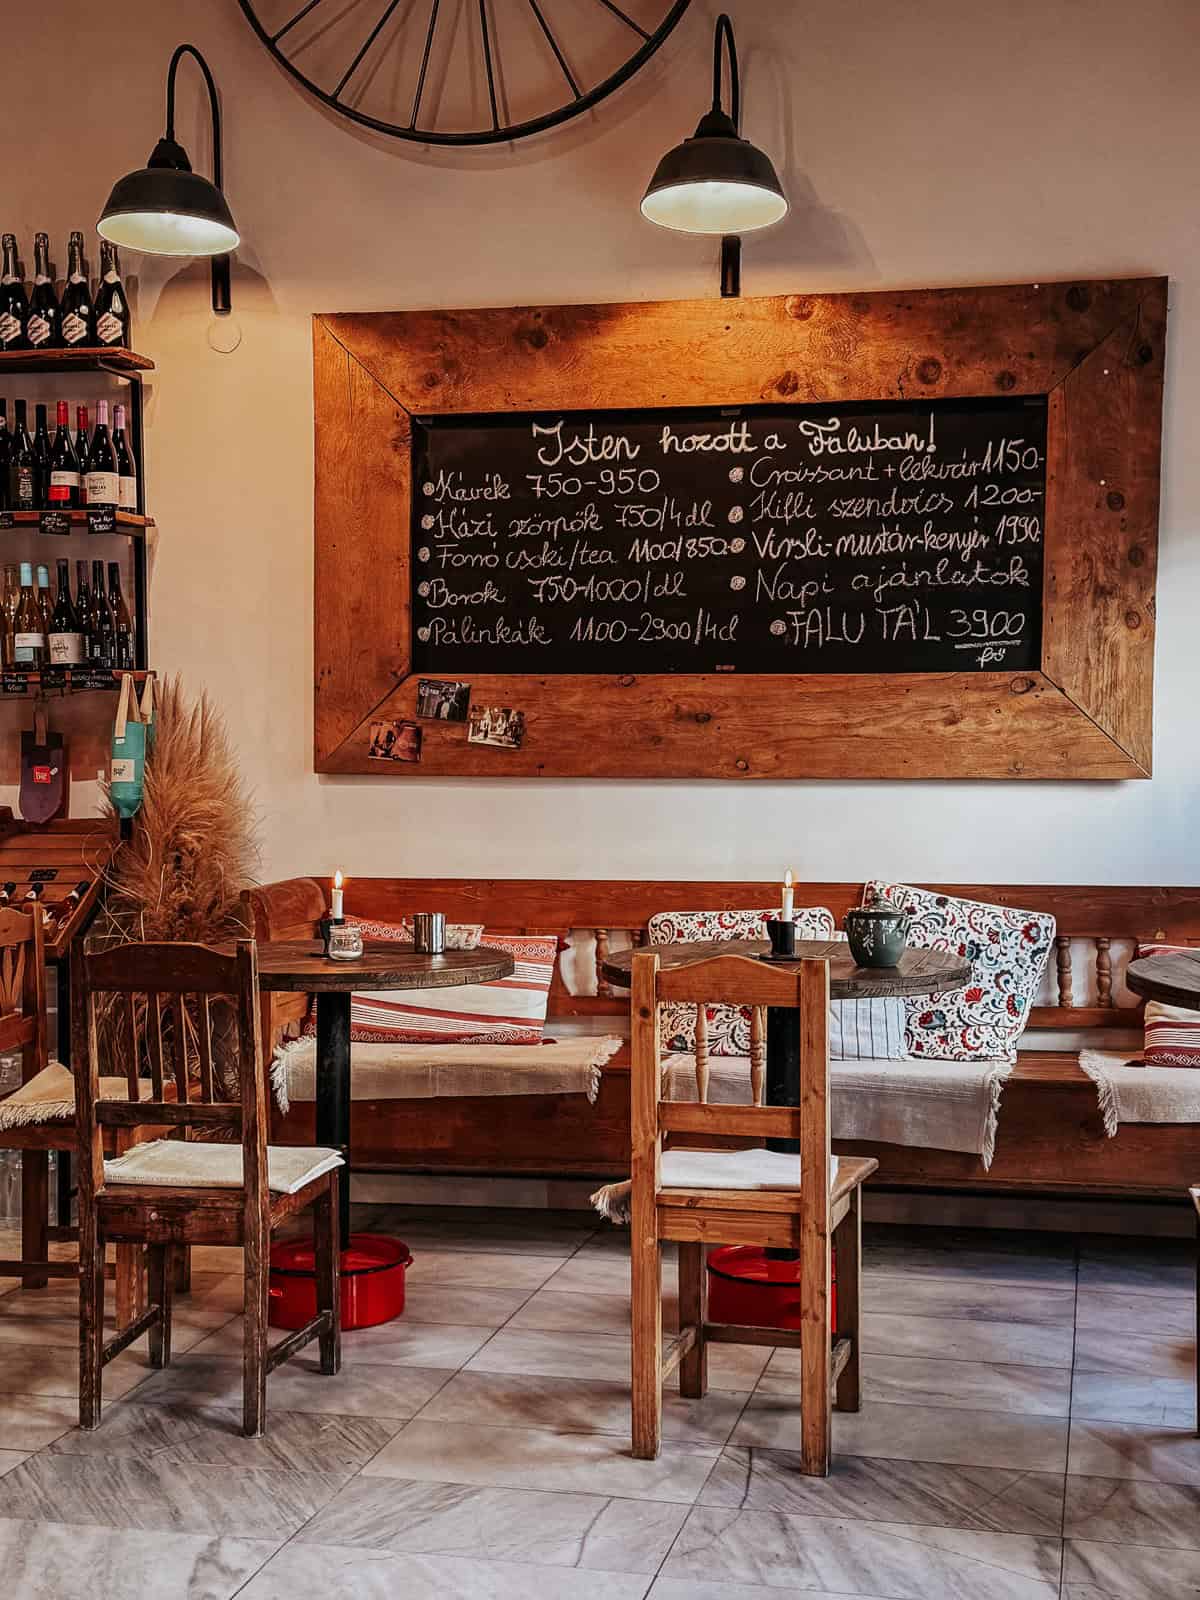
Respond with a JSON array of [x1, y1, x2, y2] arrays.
[[0, 346, 154, 374], [0, 510, 154, 532], [0, 813, 119, 960]]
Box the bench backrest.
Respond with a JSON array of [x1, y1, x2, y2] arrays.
[[244, 878, 1200, 1052]]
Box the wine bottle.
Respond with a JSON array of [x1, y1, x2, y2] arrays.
[[13, 562, 45, 667], [59, 232, 92, 347], [35, 564, 52, 639], [74, 405, 90, 506], [25, 233, 61, 349], [0, 234, 28, 351], [22, 883, 44, 904], [48, 400, 80, 511], [84, 400, 118, 510], [0, 882, 16, 905], [44, 881, 90, 927], [113, 403, 137, 512], [74, 558, 94, 660], [9, 400, 36, 511], [92, 242, 130, 348], [107, 561, 135, 669], [90, 557, 114, 667], [31, 404, 52, 509], [1, 565, 18, 668], [0, 398, 9, 513], [47, 558, 83, 666]]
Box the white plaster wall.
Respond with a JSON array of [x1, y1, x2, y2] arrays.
[[3, 0, 1198, 886]]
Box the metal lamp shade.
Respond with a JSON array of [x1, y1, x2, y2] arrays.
[[641, 121, 787, 235], [98, 166, 239, 257]]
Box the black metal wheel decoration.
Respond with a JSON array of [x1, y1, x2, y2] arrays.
[[238, 0, 692, 146]]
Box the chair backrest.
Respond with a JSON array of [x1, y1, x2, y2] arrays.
[[630, 950, 831, 1217], [0, 906, 47, 1089], [72, 939, 269, 1226]]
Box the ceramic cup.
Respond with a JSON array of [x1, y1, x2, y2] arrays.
[[844, 906, 910, 968]]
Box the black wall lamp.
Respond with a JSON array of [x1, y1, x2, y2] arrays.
[[641, 13, 786, 297], [98, 44, 239, 316]]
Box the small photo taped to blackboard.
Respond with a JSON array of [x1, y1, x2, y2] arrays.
[[467, 705, 526, 751], [368, 719, 422, 763], [416, 678, 471, 723]]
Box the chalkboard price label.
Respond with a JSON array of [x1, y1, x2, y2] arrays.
[[1, 671, 30, 696], [0, 512, 14, 531], [87, 508, 116, 536], [411, 396, 1048, 679], [41, 668, 70, 693], [71, 668, 115, 692], [39, 510, 71, 536]]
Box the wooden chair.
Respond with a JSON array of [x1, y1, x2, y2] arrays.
[[0, 906, 53, 1286], [74, 937, 343, 1436], [629, 949, 878, 1476]]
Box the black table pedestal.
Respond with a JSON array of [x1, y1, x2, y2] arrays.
[[314, 990, 352, 1250], [764, 1005, 800, 1258]]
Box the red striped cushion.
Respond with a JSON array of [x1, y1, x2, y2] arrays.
[[345, 921, 557, 1045], [1137, 942, 1200, 1066]]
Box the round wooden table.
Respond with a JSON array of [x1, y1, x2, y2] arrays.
[[598, 938, 972, 997], [256, 941, 514, 1255], [1126, 949, 1200, 1009]]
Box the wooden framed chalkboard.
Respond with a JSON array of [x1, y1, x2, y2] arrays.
[[313, 278, 1165, 779]]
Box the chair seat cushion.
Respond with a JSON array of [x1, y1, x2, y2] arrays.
[[103, 1138, 343, 1196], [0, 1062, 151, 1131], [660, 1147, 839, 1191]]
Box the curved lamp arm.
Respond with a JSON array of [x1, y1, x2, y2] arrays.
[[712, 14, 742, 300], [164, 43, 232, 316]]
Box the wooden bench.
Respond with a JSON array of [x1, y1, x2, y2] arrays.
[[246, 878, 1200, 1201]]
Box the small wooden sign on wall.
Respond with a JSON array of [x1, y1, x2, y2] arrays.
[[313, 277, 1165, 780]]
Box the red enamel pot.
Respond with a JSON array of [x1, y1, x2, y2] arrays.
[[268, 1233, 413, 1331], [706, 1244, 837, 1330]]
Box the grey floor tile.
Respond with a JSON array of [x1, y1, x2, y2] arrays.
[[134, 1354, 452, 1418], [759, 1349, 1071, 1416], [419, 1369, 749, 1445], [508, 1285, 680, 1337], [1068, 1418, 1200, 1485], [46, 1402, 400, 1472], [541, 1254, 679, 1297], [238, 1540, 651, 1599], [406, 1250, 563, 1291], [735, 1395, 1069, 1472], [864, 1229, 1076, 1289], [661, 1505, 1061, 1597], [0, 1518, 279, 1600], [0, 1449, 31, 1476], [188, 1314, 493, 1369], [0, 1342, 149, 1400], [1065, 1474, 1200, 1547], [1077, 1239, 1195, 1299], [864, 1310, 1074, 1367], [362, 1418, 719, 1502], [1075, 1289, 1195, 1339], [701, 1447, 1066, 1534], [402, 1282, 536, 1327], [1063, 1537, 1200, 1598], [298, 1477, 687, 1572], [863, 1274, 1076, 1326], [0, 1452, 347, 1538], [393, 1221, 595, 1257], [0, 1392, 80, 1451], [465, 1324, 765, 1392], [1072, 1327, 1193, 1380], [1071, 1371, 1196, 1429]]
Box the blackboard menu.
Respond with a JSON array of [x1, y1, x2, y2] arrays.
[[410, 396, 1047, 676]]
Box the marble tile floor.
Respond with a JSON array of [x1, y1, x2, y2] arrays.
[[0, 1207, 1193, 1598]]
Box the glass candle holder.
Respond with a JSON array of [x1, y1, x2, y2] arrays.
[[326, 920, 364, 962]]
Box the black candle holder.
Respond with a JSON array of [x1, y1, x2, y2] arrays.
[[763, 917, 797, 959]]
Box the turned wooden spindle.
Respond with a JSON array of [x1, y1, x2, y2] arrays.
[[1096, 937, 1112, 1007], [595, 928, 612, 997], [1055, 935, 1073, 1007], [749, 1005, 766, 1106], [694, 1003, 710, 1104]]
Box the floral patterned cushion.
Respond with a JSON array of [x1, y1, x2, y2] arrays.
[[648, 905, 836, 1056], [863, 881, 1055, 1062]]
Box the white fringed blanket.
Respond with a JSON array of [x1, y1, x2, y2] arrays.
[[0, 1062, 152, 1129], [271, 1034, 623, 1113], [1078, 1050, 1200, 1134], [591, 1053, 1012, 1224]]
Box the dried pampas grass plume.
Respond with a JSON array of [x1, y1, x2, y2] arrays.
[[94, 677, 261, 1093]]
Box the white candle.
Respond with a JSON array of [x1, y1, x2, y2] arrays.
[[331, 869, 344, 921], [781, 869, 794, 922]]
